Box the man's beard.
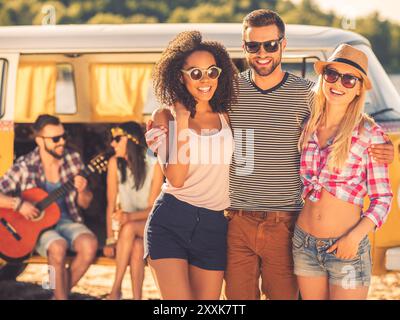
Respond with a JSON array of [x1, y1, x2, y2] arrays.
[[249, 56, 281, 77], [45, 144, 64, 160]]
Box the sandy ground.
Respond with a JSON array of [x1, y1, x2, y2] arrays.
[[6, 264, 161, 300], [0, 264, 398, 300]]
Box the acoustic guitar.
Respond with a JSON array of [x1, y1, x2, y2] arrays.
[[0, 150, 114, 262]]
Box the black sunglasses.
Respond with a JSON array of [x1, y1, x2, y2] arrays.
[[39, 133, 67, 143], [323, 68, 362, 89], [244, 37, 284, 54], [180, 66, 222, 81], [111, 135, 124, 143]]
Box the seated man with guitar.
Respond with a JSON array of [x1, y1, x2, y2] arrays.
[[0, 114, 97, 300]]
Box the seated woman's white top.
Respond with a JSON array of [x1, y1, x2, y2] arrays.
[[117, 154, 156, 212]]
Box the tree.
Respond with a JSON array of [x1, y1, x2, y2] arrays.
[[281, 0, 338, 27], [355, 12, 392, 70], [168, 3, 236, 23], [87, 13, 125, 24]]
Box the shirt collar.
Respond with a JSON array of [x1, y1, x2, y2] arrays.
[[29, 147, 70, 183], [309, 122, 362, 147], [309, 131, 334, 148]]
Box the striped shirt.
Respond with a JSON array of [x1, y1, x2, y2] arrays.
[[228, 70, 314, 212]]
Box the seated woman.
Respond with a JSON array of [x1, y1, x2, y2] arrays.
[[103, 121, 163, 300], [294, 44, 393, 300]]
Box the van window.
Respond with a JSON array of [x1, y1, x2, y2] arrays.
[[90, 63, 153, 121], [0, 59, 8, 119], [55, 63, 77, 115], [15, 62, 57, 122], [282, 57, 319, 82]]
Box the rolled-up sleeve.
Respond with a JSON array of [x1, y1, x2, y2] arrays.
[[362, 127, 393, 228], [0, 163, 24, 196]]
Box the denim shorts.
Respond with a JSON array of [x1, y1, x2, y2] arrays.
[[144, 192, 228, 271], [292, 225, 372, 288], [35, 218, 94, 258]]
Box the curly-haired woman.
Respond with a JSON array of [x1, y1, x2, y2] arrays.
[[143, 31, 238, 300]]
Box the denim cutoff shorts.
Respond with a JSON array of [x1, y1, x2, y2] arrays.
[[36, 218, 94, 258], [292, 225, 372, 288]]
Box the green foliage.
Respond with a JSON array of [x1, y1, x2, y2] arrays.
[[168, 3, 237, 23], [0, 0, 398, 71], [281, 0, 338, 27], [354, 13, 393, 69], [87, 13, 125, 24]]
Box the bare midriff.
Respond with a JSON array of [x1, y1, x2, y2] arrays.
[[296, 188, 362, 238]]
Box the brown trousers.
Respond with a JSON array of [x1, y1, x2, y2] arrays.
[[224, 210, 299, 300]]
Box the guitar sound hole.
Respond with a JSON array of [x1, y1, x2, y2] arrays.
[[31, 212, 45, 222]]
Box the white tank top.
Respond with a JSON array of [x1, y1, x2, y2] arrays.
[[117, 154, 156, 212], [162, 113, 234, 211]]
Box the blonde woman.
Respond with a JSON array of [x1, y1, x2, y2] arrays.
[[294, 44, 393, 300]]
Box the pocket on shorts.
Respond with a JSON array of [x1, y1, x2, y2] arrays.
[[330, 237, 370, 263], [333, 253, 360, 263]]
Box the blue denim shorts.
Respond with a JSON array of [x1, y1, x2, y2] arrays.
[[144, 192, 228, 271], [35, 218, 94, 258], [292, 225, 372, 288]]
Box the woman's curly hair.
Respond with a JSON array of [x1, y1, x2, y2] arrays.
[[153, 30, 238, 117]]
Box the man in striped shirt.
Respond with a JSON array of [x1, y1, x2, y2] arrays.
[[224, 9, 393, 300]]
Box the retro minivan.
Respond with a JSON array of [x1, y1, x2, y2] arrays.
[[0, 23, 399, 280]]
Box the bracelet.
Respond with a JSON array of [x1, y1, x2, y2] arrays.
[[106, 238, 117, 246], [15, 200, 24, 212], [13, 197, 22, 211]]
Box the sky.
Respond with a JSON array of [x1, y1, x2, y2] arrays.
[[291, 0, 400, 23]]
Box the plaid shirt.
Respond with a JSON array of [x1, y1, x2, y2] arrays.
[[0, 147, 85, 223], [300, 121, 393, 228]]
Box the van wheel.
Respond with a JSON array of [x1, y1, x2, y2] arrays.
[[0, 259, 27, 281]]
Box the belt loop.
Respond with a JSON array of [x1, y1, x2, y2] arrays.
[[304, 235, 309, 248], [275, 212, 279, 224], [239, 209, 243, 217]]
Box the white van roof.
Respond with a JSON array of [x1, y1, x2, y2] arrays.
[[0, 23, 370, 53]]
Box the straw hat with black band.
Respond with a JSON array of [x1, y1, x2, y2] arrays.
[[314, 43, 372, 90]]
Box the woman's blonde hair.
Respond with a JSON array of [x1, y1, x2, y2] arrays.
[[298, 73, 374, 170]]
